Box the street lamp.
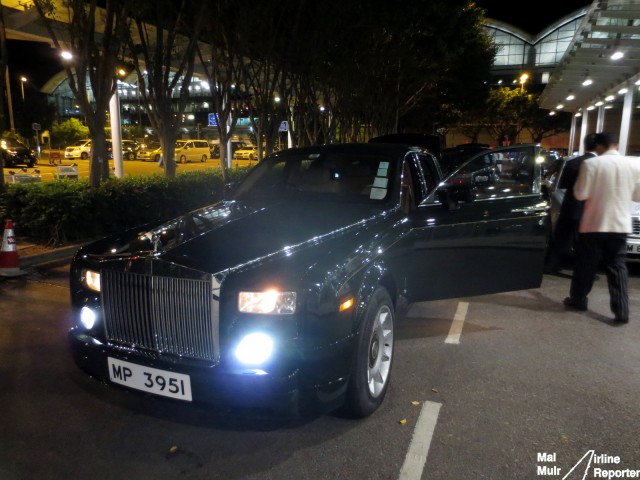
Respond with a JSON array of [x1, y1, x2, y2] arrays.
[[519, 73, 529, 91], [20, 76, 27, 101]]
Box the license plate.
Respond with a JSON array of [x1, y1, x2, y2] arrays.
[[626, 243, 640, 254], [107, 357, 192, 401]]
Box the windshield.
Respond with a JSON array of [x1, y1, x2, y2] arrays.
[[233, 151, 396, 204], [1, 138, 28, 149]]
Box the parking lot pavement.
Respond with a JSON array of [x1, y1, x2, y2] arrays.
[[1, 265, 638, 480], [2, 157, 222, 183], [393, 269, 640, 480]]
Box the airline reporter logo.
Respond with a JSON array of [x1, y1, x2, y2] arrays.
[[536, 450, 640, 479]]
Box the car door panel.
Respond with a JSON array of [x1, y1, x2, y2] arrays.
[[404, 145, 549, 302]]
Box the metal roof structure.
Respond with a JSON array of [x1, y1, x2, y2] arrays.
[[539, 0, 640, 112]]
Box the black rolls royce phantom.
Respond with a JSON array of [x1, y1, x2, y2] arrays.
[[69, 142, 549, 417]]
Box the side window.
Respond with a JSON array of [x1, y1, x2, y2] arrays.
[[449, 147, 536, 200]]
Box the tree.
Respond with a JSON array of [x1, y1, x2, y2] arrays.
[[305, 0, 495, 140], [197, 0, 244, 180], [127, 0, 206, 178], [232, 1, 306, 158], [33, 0, 131, 187], [524, 98, 571, 143], [485, 87, 534, 145], [51, 118, 89, 148]]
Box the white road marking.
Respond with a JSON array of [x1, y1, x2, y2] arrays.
[[398, 401, 442, 480], [445, 301, 468, 345]]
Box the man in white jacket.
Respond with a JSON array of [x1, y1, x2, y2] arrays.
[[564, 132, 640, 323]]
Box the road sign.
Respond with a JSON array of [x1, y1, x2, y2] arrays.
[[208, 113, 219, 127], [32, 123, 41, 131]]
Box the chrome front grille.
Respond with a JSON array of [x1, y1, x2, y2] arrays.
[[101, 270, 219, 361], [632, 218, 640, 236]]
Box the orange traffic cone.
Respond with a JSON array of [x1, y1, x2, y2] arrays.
[[0, 219, 26, 277]]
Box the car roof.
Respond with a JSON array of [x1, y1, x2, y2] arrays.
[[271, 142, 427, 159]]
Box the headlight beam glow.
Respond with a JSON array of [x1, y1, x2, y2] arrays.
[[234, 333, 274, 365]]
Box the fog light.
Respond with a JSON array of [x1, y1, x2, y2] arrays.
[[234, 333, 274, 366], [80, 306, 97, 330]]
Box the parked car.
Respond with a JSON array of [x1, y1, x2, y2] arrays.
[[106, 139, 141, 160], [1, 138, 37, 167], [233, 146, 259, 161], [136, 141, 162, 162], [68, 143, 548, 417], [542, 155, 640, 261], [64, 139, 91, 160], [121, 140, 140, 160], [175, 140, 210, 163], [210, 141, 247, 159]]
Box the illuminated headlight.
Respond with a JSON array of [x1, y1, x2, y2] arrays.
[[238, 290, 296, 315], [83, 269, 101, 292], [80, 306, 97, 329], [234, 333, 274, 365], [535, 156, 545, 165]]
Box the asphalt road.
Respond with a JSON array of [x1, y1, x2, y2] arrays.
[[1, 265, 639, 480]]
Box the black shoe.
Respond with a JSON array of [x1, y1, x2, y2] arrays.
[[563, 297, 587, 311], [614, 317, 629, 324]]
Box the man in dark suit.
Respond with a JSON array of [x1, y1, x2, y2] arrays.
[[546, 133, 597, 273]]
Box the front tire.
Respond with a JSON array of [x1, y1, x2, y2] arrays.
[[180, 155, 187, 164], [80, 152, 88, 160], [345, 287, 395, 418], [201, 154, 207, 162]]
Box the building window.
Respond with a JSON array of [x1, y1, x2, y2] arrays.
[[535, 20, 580, 66]]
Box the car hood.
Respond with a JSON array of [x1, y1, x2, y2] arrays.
[[116, 200, 389, 275], [5, 144, 32, 155]]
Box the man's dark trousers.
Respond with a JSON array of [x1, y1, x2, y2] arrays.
[[570, 232, 629, 320]]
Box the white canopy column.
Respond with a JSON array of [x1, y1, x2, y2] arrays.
[[596, 104, 605, 132], [619, 88, 634, 155], [578, 111, 589, 155], [568, 114, 577, 155]]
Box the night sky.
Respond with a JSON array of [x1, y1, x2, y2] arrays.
[[7, 40, 63, 90], [476, 0, 592, 34]]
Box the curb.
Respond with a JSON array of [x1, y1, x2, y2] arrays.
[[19, 245, 80, 268]]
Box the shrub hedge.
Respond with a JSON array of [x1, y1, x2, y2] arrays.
[[0, 168, 251, 245]]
